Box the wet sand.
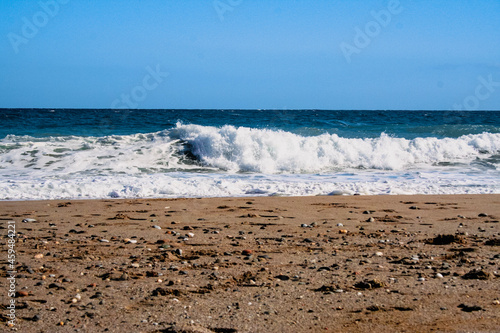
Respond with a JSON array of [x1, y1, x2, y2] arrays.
[[1, 194, 499, 332]]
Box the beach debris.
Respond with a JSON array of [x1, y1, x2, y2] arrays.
[[426, 234, 463, 245], [485, 238, 500, 246], [458, 304, 483, 312], [314, 285, 342, 293], [354, 279, 385, 290], [462, 269, 491, 280], [110, 213, 129, 220]]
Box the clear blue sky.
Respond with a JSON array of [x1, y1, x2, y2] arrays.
[[1, 0, 499, 110]]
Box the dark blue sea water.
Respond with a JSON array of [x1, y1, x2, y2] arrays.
[[1, 109, 499, 200]]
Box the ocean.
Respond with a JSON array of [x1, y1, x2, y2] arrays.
[[1, 109, 499, 200]]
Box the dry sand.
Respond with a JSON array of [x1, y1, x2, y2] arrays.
[[1, 194, 499, 332]]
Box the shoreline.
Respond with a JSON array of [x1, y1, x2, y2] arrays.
[[1, 194, 499, 332], [2, 192, 500, 203]]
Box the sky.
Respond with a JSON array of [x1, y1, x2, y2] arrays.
[[0, 0, 499, 110]]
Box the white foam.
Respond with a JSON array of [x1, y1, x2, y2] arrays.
[[1, 171, 499, 201], [170, 124, 500, 172], [1, 124, 500, 200]]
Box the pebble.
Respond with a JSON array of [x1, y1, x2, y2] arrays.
[[242, 249, 253, 256], [175, 249, 183, 256], [339, 229, 348, 234], [301, 224, 310, 228], [493, 300, 500, 305], [336, 223, 344, 227], [478, 213, 488, 217], [127, 239, 137, 244], [375, 252, 383, 257], [435, 273, 444, 278], [366, 217, 375, 222], [22, 218, 37, 223], [99, 239, 109, 243], [187, 232, 195, 238], [34, 253, 44, 259], [417, 277, 426, 281], [153, 225, 162, 229]]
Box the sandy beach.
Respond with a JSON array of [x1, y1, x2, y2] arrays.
[[1, 194, 499, 332]]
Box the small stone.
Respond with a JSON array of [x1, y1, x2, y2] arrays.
[[493, 300, 500, 305], [22, 218, 37, 223], [187, 233, 195, 238], [375, 252, 383, 257], [409, 206, 418, 210], [339, 229, 348, 234], [16, 291, 29, 297], [366, 217, 375, 222], [242, 249, 253, 256], [417, 277, 425, 282], [175, 249, 183, 256], [99, 239, 109, 243], [435, 273, 444, 279], [34, 253, 44, 259], [336, 223, 344, 227], [301, 224, 309, 228], [152, 225, 162, 229], [478, 213, 488, 217]]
